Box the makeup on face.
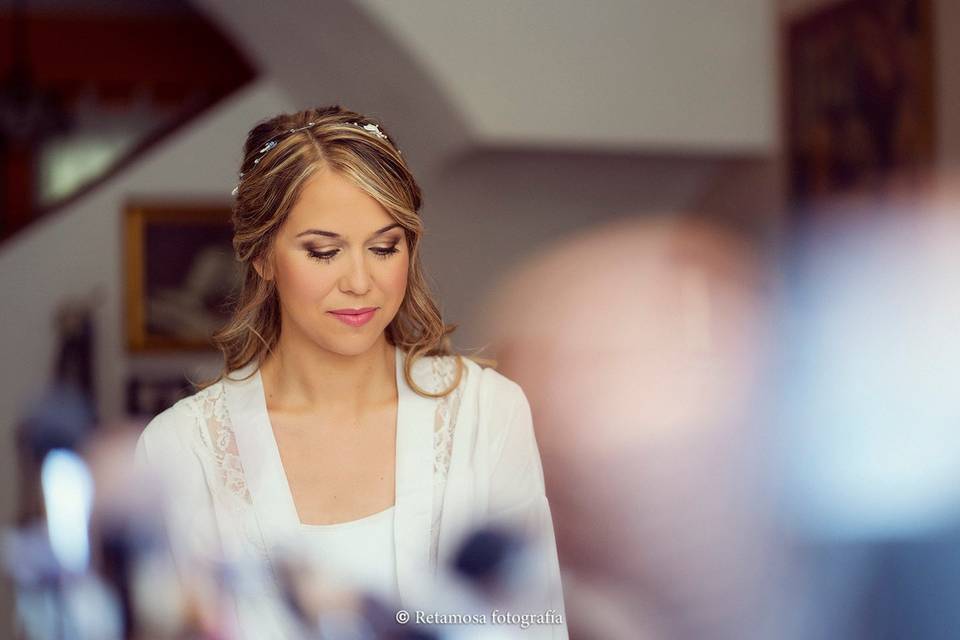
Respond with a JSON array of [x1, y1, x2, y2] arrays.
[[293, 223, 405, 328], [298, 223, 404, 265], [273, 170, 409, 349], [326, 307, 378, 327]]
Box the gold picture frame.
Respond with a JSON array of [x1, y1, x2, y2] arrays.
[[124, 201, 240, 352]]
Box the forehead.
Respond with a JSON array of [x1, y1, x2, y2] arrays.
[[285, 169, 394, 236]]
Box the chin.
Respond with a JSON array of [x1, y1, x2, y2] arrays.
[[317, 331, 386, 358]]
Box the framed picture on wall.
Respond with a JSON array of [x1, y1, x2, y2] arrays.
[[124, 202, 242, 352], [786, 0, 935, 208]]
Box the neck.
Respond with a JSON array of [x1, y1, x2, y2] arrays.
[[259, 331, 397, 418]]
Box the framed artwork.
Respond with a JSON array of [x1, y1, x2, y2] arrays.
[[124, 202, 242, 352], [786, 0, 935, 206]]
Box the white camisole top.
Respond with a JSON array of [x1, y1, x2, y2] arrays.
[[298, 504, 400, 604]]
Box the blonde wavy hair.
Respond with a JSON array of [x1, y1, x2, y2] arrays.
[[196, 105, 492, 398]]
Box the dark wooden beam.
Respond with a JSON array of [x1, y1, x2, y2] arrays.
[[0, 12, 256, 105]]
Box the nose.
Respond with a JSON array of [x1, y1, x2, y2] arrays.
[[338, 249, 372, 296]]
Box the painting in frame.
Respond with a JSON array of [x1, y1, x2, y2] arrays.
[[124, 202, 241, 352]]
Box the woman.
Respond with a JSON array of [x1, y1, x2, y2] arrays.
[[134, 106, 567, 639]]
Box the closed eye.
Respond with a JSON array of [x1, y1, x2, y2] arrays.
[[307, 244, 401, 263], [307, 249, 338, 262], [372, 245, 401, 258]]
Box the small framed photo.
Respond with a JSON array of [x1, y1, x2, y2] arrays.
[[124, 202, 242, 352]]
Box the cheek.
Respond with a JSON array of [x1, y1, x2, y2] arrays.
[[384, 260, 409, 300], [276, 257, 335, 303]]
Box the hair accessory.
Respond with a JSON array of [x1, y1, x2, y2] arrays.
[[349, 121, 389, 141], [232, 120, 394, 197]]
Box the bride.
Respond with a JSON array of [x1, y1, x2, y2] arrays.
[[134, 105, 568, 639]]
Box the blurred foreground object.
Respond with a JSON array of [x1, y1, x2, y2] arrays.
[[482, 217, 791, 640], [776, 175, 960, 640], [6, 404, 565, 639]]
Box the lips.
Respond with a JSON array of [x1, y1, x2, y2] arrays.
[[328, 307, 377, 315], [327, 307, 378, 327]]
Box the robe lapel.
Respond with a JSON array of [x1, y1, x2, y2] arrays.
[[436, 357, 484, 568], [393, 346, 438, 607], [221, 361, 301, 564]]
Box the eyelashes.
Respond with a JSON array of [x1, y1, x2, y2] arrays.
[[306, 244, 401, 263]]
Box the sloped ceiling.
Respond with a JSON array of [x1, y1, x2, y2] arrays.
[[355, 0, 776, 153], [192, 0, 776, 159], [190, 0, 469, 175]]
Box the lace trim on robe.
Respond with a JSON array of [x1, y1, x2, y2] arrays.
[[430, 355, 467, 570], [184, 383, 277, 612], [191, 383, 252, 507]]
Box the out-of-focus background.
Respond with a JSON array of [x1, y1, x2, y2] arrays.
[[1, 0, 958, 638]]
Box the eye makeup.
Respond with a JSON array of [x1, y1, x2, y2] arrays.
[[306, 242, 401, 263]]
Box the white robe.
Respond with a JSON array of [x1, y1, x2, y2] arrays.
[[134, 347, 569, 639]]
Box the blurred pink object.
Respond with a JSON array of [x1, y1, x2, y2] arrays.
[[481, 217, 791, 639]]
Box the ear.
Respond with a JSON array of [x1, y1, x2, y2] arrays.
[[253, 254, 274, 281]]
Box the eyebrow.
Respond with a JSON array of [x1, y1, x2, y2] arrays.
[[295, 222, 402, 240]]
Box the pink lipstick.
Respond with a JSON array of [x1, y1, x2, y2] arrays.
[[327, 307, 378, 327]]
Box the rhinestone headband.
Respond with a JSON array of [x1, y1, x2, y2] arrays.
[[231, 120, 393, 196]]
